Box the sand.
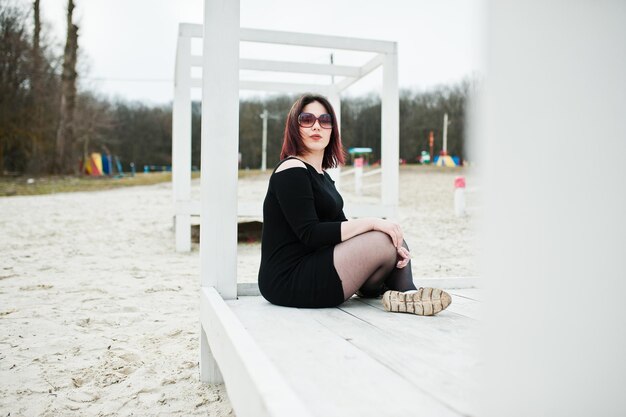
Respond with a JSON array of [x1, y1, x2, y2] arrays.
[[0, 165, 478, 416]]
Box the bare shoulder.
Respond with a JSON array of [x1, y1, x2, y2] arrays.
[[275, 159, 306, 173]]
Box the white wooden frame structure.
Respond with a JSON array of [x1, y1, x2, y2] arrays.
[[171, 22, 399, 252], [171, 1, 403, 415]]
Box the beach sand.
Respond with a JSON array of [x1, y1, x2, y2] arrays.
[[0, 165, 478, 416]]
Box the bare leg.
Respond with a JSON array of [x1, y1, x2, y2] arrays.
[[333, 231, 398, 300]]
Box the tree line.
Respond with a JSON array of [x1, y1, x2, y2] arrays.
[[1, 1, 475, 176]]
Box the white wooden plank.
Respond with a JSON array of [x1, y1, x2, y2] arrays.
[[351, 297, 480, 389], [414, 277, 480, 289], [240, 28, 396, 53], [310, 299, 481, 416], [350, 297, 480, 360], [449, 289, 485, 302], [200, 288, 313, 417], [237, 282, 260, 296], [228, 296, 461, 417], [179, 24, 396, 54], [445, 295, 482, 320]]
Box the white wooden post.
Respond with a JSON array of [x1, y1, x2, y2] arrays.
[[173, 32, 192, 252], [354, 157, 363, 195], [327, 90, 342, 184], [482, 2, 626, 415], [200, 0, 239, 382], [200, 325, 223, 383], [381, 47, 399, 218]]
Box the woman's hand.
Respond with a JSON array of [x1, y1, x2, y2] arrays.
[[372, 219, 404, 249], [396, 246, 411, 269]]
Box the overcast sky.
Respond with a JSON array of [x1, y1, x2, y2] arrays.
[[24, 0, 486, 105]]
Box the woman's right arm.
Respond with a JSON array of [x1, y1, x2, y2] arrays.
[[341, 217, 404, 249]]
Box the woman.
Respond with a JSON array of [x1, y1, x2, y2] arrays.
[[258, 94, 451, 315]]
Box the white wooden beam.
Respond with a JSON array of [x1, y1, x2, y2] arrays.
[[177, 23, 396, 54], [239, 80, 331, 94], [172, 33, 192, 252], [240, 28, 396, 54], [239, 59, 360, 77], [176, 201, 262, 218], [234, 279, 479, 295], [337, 53, 385, 92], [200, 287, 313, 417], [380, 51, 399, 218], [192, 79, 331, 93], [200, 0, 239, 301], [342, 203, 396, 219], [177, 200, 394, 220], [179, 22, 202, 38]]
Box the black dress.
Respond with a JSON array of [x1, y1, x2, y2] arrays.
[[258, 157, 347, 308]]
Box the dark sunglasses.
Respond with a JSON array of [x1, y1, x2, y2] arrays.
[[298, 112, 333, 129]]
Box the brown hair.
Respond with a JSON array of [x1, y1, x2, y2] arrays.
[[280, 94, 345, 169]]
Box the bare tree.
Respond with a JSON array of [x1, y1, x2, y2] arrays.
[[54, 0, 78, 174], [0, 4, 31, 175], [25, 0, 45, 174], [74, 92, 114, 170]]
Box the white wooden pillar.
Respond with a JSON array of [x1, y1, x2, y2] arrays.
[[172, 31, 192, 252], [381, 47, 399, 218], [481, 2, 626, 416], [200, 0, 239, 299], [199, 0, 239, 382], [200, 325, 223, 382], [327, 89, 341, 185]]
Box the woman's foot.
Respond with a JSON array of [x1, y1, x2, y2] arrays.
[[382, 288, 451, 316], [355, 284, 389, 299]]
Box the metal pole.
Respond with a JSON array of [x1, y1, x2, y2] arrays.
[[260, 109, 268, 171], [442, 112, 449, 155]]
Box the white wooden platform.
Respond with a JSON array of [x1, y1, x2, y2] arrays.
[[210, 289, 482, 417]]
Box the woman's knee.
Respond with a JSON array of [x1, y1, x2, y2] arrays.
[[362, 231, 397, 260]]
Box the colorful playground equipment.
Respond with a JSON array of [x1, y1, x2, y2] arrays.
[[82, 152, 125, 177], [418, 150, 431, 164], [348, 147, 373, 165], [434, 154, 459, 167]]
